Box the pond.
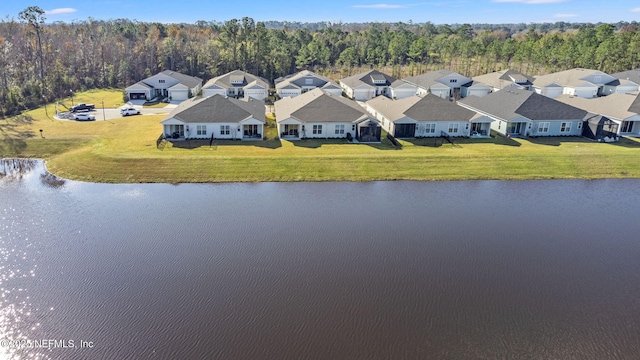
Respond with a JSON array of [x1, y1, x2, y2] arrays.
[[1, 159, 639, 359]]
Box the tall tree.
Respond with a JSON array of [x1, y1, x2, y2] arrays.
[[18, 6, 46, 92]]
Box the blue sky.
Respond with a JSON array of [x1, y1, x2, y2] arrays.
[[4, 1, 640, 24]]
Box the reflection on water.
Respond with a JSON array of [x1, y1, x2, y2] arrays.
[[1, 159, 640, 359]]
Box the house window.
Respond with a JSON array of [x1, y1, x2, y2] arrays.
[[159, 79, 165, 83], [450, 79, 457, 83], [425, 123, 436, 134], [313, 125, 322, 134], [220, 125, 230, 135], [352, 124, 356, 131], [577, 122, 582, 129], [560, 122, 572, 133], [538, 122, 550, 133], [448, 123, 459, 133], [621, 121, 634, 133], [498, 122, 501, 130], [335, 124, 345, 135], [196, 125, 207, 135]]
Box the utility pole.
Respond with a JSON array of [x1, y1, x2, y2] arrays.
[[102, 98, 106, 120]]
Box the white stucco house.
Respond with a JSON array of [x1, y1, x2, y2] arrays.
[[161, 94, 265, 141], [125, 70, 203, 102], [366, 94, 490, 138], [275, 70, 342, 98], [275, 88, 381, 142], [202, 70, 270, 101], [532, 68, 620, 99], [556, 93, 640, 137], [401, 70, 483, 100], [472, 69, 535, 92], [339, 70, 402, 101], [459, 88, 588, 138]]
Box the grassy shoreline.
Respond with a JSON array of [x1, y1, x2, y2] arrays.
[[3, 89, 640, 184]]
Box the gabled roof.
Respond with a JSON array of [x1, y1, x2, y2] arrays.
[[473, 69, 534, 89], [161, 70, 203, 89], [340, 70, 397, 89], [275, 88, 370, 123], [204, 70, 269, 90], [163, 94, 265, 123], [275, 70, 339, 90], [367, 94, 477, 123], [459, 87, 587, 121], [533, 68, 613, 88], [611, 69, 640, 85], [402, 70, 471, 89], [555, 93, 640, 121], [127, 81, 153, 90]]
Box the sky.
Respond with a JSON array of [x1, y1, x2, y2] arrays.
[[3, 0, 640, 24]]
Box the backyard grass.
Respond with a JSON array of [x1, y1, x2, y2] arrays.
[[2, 89, 640, 183]]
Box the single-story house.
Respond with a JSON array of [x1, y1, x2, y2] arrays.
[[202, 70, 270, 100], [461, 81, 492, 98], [472, 69, 535, 92], [532, 68, 619, 99], [339, 70, 400, 101], [160, 94, 265, 141], [366, 94, 491, 138], [555, 93, 640, 137], [125, 70, 203, 102], [609, 69, 640, 94], [275, 70, 342, 98], [275, 88, 381, 142], [401, 70, 480, 100], [458, 88, 588, 137]]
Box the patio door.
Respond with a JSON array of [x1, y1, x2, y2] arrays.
[[244, 125, 258, 137]]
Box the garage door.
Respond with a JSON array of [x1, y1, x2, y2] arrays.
[[170, 90, 188, 101], [129, 92, 146, 100], [394, 124, 416, 138]]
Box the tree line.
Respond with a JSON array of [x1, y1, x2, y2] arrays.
[[2, 6, 640, 117]]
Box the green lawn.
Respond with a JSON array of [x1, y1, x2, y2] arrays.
[[2, 89, 640, 183]]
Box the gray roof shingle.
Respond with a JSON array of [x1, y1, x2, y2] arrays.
[[204, 70, 269, 90], [276, 88, 369, 123], [340, 70, 397, 89], [459, 87, 587, 121], [161, 70, 203, 89], [165, 94, 265, 123]]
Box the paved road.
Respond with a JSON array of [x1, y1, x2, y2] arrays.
[[55, 105, 172, 121]]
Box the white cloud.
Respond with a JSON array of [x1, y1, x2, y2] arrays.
[[45, 8, 78, 15], [554, 13, 578, 18], [492, 0, 570, 4], [632, 7, 640, 12], [352, 4, 408, 8]]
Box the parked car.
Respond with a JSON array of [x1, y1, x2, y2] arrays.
[[74, 113, 95, 121], [120, 107, 141, 116], [70, 103, 95, 112]]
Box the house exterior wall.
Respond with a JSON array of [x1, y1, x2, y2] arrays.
[[529, 119, 583, 137], [183, 122, 243, 140], [491, 119, 509, 136], [414, 121, 470, 137], [391, 87, 417, 99], [461, 86, 491, 98], [536, 86, 563, 98], [203, 88, 227, 98], [300, 122, 356, 139], [324, 88, 342, 96], [125, 86, 151, 100], [352, 87, 376, 101], [603, 83, 639, 95], [430, 85, 451, 99], [564, 85, 598, 98], [145, 73, 180, 90]]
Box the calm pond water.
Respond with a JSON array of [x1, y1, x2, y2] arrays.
[[1, 159, 640, 359]]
